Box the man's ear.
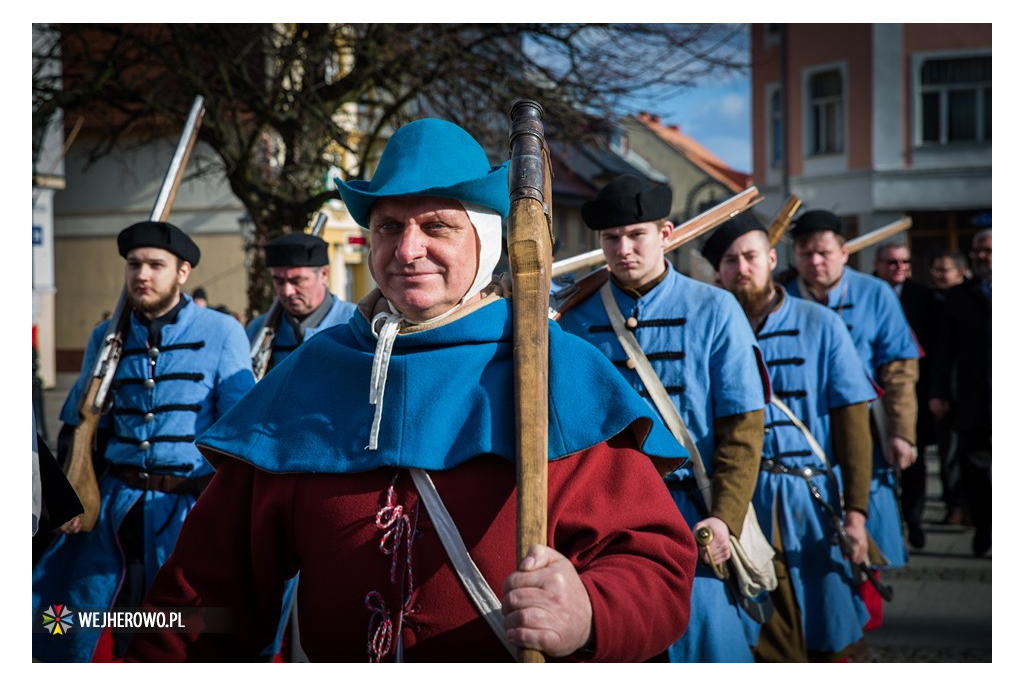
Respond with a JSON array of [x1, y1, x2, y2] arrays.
[[177, 261, 192, 286], [659, 220, 674, 246]]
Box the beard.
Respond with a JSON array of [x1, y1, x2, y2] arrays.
[[731, 278, 775, 321], [131, 286, 180, 316]]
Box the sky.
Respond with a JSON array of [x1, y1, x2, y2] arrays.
[[618, 25, 753, 173], [645, 78, 752, 173]]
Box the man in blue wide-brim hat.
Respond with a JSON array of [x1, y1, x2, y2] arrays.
[[126, 118, 697, 663]]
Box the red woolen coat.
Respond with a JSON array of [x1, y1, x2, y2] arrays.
[[125, 431, 696, 663]]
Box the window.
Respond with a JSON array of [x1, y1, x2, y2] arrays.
[[808, 69, 844, 156], [770, 89, 783, 167], [919, 55, 991, 145]]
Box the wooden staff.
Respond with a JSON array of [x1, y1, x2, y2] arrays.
[[507, 99, 553, 664], [767, 194, 802, 247], [550, 186, 763, 320], [65, 95, 206, 532]]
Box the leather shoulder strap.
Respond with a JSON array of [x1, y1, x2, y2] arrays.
[[408, 467, 516, 657], [598, 282, 711, 509]]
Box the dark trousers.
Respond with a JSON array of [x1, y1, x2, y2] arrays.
[[956, 429, 992, 547], [938, 414, 967, 512], [899, 454, 927, 528]]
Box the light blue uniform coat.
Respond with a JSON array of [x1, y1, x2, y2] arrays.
[[784, 268, 921, 568], [559, 266, 768, 663], [32, 297, 254, 662], [753, 291, 876, 652]]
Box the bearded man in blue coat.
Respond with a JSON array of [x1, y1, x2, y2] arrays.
[[32, 221, 255, 662], [558, 174, 768, 663], [704, 214, 876, 662]]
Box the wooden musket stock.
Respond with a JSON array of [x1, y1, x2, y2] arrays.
[[507, 99, 553, 664], [767, 195, 802, 247], [845, 216, 913, 254], [65, 95, 206, 532]]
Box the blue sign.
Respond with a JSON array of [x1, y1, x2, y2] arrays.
[[32, 225, 43, 246]]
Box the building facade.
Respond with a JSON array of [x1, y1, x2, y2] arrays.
[[751, 23, 992, 274]]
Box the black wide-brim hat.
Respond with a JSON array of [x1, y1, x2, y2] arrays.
[[580, 174, 672, 231], [265, 233, 330, 267], [701, 213, 768, 270], [117, 221, 200, 267]]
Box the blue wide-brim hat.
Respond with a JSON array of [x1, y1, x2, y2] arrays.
[[335, 119, 510, 228]]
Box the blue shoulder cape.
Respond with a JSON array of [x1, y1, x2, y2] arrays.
[[197, 297, 688, 474]]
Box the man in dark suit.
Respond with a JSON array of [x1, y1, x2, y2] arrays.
[[928, 249, 968, 524], [928, 230, 992, 557], [874, 242, 936, 549]]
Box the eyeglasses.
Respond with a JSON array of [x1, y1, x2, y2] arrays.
[[882, 259, 910, 266]]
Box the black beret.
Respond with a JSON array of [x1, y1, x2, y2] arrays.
[[117, 221, 200, 266], [265, 233, 330, 267], [701, 213, 768, 270], [792, 209, 845, 239], [580, 174, 672, 230]]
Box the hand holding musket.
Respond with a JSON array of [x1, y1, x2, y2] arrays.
[[64, 95, 205, 533], [250, 212, 329, 381]]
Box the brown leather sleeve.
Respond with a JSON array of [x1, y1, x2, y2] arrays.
[[829, 402, 872, 516], [710, 409, 764, 536], [876, 358, 919, 444]]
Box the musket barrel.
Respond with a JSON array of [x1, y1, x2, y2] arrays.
[[151, 95, 206, 222]]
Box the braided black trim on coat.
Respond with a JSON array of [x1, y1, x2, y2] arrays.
[[590, 317, 688, 334], [122, 341, 206, 356], [113, 372, 205, 389], [758, 329, 799, 340], [647, 351, 686, 361], [766, 357, 805, 367], [638, 385, 685, 398], [114, 404, 202, 416], [774, 450, 813, 459]]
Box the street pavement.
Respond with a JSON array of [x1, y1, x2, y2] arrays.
[[862, 446, 992, 663], [37, 373, 994, 663]]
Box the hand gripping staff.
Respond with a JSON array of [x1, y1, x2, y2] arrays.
[[64, 95, 206, 532], [249, 211, 329, 381], [507, 99, 554, 664]]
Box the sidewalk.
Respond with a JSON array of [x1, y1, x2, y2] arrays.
[[864, 447, 992, 662]]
